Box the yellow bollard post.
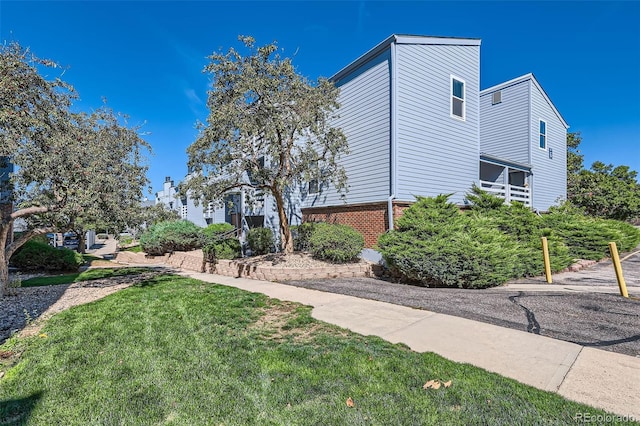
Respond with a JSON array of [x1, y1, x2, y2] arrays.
[[541, 237, 552, 284], [608, 242, 629, 298]]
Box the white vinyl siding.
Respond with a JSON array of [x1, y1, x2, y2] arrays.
[[395, 43, 480, 205], [305, 50, 391, 208], [530, 83, 567, 211], [480, 79, 530, 164]]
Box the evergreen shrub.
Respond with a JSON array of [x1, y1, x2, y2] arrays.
[[291, 222, 316, 252], [247, 227, 274, 255], [139, 220, 201, 255], [10, 240, 83, 272], [542, 204, 640, 260], [308, 223, 364, 263], [201, 223, 241, 261]]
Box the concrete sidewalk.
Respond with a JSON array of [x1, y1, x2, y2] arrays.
[[178, 270, 639, 419]]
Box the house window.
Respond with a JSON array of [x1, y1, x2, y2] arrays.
[[181, 205, 188, 219], [539, 120, 547, 150], [451, 76, 465, 120], [308, 179, 319, 194]]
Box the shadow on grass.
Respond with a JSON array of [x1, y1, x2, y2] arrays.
[[0, 391, 43, 425], [2, 268, 169, 345]]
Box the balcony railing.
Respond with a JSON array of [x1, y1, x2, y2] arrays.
[[479, 180, 531, 206]]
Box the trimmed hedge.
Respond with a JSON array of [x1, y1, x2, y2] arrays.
[[247, 228, 274, 255], [139, 220, 201, 256], [10, 240, 84, 272], [308, 223, 364, 263]]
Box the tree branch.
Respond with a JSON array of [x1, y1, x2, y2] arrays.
[[5, 227, 51, 259], [10, 205, 50, 220]]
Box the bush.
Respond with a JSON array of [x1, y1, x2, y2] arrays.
[[309, 223, 364, 263], [378, 196, 533, 288], [139, 220, 202, 255], [10, 240, 84, 272], [542, 204, 640, 260], [247, 227, 274, 255], [203, 238, 242, 261], [201, 223, 241, 261], [202, 222, 235, 239], [291, 222, 316, 252]]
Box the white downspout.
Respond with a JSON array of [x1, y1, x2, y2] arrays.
[[388, 38, 398, 231]]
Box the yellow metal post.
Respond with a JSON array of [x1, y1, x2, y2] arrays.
[[608, 242, 629, 298], [541, 237, 552, 283]]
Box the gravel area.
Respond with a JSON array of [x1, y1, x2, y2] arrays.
[[1, 271, 159, 344]]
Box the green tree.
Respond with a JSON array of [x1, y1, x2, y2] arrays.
[[565, 132, 640, 221], [184, 36, 348, 253], [566, 131, 584, 176], [569, 162, 640, 221], [0, 43, 150, 295]]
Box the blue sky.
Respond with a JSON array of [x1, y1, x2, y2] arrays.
[[1, 1, 639, 195]]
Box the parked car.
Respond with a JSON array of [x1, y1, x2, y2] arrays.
[[63, 232, 80, 250]]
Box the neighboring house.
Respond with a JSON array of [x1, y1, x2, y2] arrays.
[[159, 34, 568, 248], [479, 73, 569, 211], [154, 175, 286, 233], [155, 176, 211, 228], [300, 34, 568, 246]]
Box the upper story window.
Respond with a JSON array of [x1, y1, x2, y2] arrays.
[[451, 75, 465, 120], [539, 120, 547, 150], [308, 179, 319, 194]]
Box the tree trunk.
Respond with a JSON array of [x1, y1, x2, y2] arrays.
[[0, 224, 9, 297], [76, 229, 86, 254], [272, 187, 293, 254]]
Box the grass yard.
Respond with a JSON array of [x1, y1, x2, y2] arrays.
[[19, 267, 151, 287], [0, 274, 615, 425]]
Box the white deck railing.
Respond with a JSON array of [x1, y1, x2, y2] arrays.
[[479, 180, 531, 206]]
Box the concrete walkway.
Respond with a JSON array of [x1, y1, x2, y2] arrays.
[[177, 271, 639, 419]]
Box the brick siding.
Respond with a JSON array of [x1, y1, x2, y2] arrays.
[[302, 201, 412, 248]]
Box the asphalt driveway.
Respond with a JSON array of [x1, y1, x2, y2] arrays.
[[284, 251, 640, 357]]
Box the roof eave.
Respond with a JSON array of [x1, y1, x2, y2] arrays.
[[480, 73, 569, 129], [330, 34, 481, 83]]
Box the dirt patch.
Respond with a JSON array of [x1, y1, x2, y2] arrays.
[[248, 300, 347, 342]]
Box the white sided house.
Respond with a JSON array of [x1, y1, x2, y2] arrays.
[[301, 34, 568, 246], [157, 34, 568, 248], [479, 74, 569, 211]]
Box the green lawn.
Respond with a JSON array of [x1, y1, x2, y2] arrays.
[[19, 267, 151, 287], [0, 274, 618, 425]]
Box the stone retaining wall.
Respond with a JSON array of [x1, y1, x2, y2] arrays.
[[211, 259, 382, 281], [113, 250, 204, 272], [114, 250, 382, 281]]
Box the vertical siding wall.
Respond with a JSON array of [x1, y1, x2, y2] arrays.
[[306, 50, 391, 208], [480, 80, 530, 164], [530, 84, 567, 210], [395, 43, 480, 205]]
